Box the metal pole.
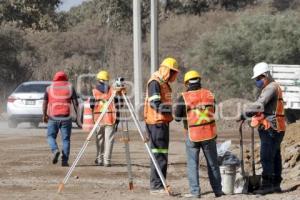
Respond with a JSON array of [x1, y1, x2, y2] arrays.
[[151, 0, 158, 74], [133, 0, 143, 117], [251, 127, 256, 175], [239, 121, 245, 176], [118, 96, 134, 190]]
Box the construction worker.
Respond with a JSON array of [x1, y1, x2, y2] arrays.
[[240, 62, 286, 195], [144, 57, 179, 194], [43, 71, 79, 167], [90, 70, 118, 167], [175, 70, 223, 198]]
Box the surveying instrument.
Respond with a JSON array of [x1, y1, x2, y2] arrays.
[[58, 77, 172, 195]]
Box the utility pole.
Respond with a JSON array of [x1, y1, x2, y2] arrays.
[[133, 0, 143, 116], [151, 0, 159, 74]]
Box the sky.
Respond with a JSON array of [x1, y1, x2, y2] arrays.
[[58, 0, 86, 11]]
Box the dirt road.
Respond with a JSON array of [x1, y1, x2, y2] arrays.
[[0, 121, 299, 200]]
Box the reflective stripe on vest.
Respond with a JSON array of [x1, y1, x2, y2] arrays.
[[47, 82, 72, 117], [92, 88, 116, 125], [144, 72, 173, 124], [151, 148, 168, 154], [182, 89, 217, 142]]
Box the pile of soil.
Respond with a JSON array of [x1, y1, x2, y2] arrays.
[[281, 122, 300, 182], [240, 122, 300, 184]]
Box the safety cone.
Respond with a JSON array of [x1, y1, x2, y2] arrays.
[[82, 99, 94, 132]]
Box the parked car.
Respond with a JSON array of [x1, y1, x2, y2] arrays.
[[7, 81, 83, 128]]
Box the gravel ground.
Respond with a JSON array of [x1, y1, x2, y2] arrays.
[[0, 120, 299, 200]]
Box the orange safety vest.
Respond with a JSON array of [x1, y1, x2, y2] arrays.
[[182, 89, 217, 142], [47, 81, 72, 117], [144, 72, 173, 124], [92, 88, 116, 125], [251, 83, 286, 132]]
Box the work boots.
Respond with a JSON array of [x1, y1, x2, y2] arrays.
[[273, 176, 282, 193], [273, 184, 282, 193], [253, 176, 274, 195], [95, 158, 103, 166], [52, 150, 60, 164]]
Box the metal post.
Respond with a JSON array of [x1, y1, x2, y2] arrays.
[[133, 0, 143, 116], [151, 0, 158, 74]]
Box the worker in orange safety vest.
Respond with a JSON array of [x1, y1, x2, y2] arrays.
[[240, 62, 286, 195], [90, 70, 120, 167], [175, 70, 223, 198], [43, 71, 79, 167], [144, 57, 179, 195]]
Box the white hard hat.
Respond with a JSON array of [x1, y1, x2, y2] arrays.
[[251, 62, 269, 79]]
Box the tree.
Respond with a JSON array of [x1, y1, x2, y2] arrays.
[[187, 12, 300, 101], [0, 0, 62, 30], [0, 25, 37, 99], [65, 0, 155, 34]]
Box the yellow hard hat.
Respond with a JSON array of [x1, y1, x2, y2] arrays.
[[96, 70, 109, 81], [184, 70, 201, 83], [160, 57, 179, 72]]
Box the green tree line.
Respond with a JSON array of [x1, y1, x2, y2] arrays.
[[0, 0, 300, 107]]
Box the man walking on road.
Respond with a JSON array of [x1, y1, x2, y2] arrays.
[[144, 57, 179, 195], [241, 62, 286, 195], [175, 70, 223, 198], [43, 71, 79, 167]]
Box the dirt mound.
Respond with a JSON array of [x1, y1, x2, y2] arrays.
[[240, 122, 300, 183], [281, 122, 300, 180]]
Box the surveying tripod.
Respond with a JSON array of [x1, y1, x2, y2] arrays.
[[58, 83, 172, 195]]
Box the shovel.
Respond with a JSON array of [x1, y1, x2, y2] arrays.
[[234, 120, 249, 194], [247, 127, 261, 193]]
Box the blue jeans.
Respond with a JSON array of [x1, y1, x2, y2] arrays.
[[185, 137, 222, 195], [47, 119, 72, 162], [259, 128, 284, 185]]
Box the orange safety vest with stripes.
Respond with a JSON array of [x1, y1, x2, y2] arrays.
[[182, 89, 217, 142], [144, 72, 173, 124], [251, 83, 286, 132], [47, 81, 72, 117], [92, 88, 116, 125]]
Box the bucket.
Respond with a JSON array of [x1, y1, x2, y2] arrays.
[[220, 165, 236, 194]]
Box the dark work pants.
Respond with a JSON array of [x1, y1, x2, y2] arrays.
[[259, 128, 284, 186], [146, 123, 169, 190]]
